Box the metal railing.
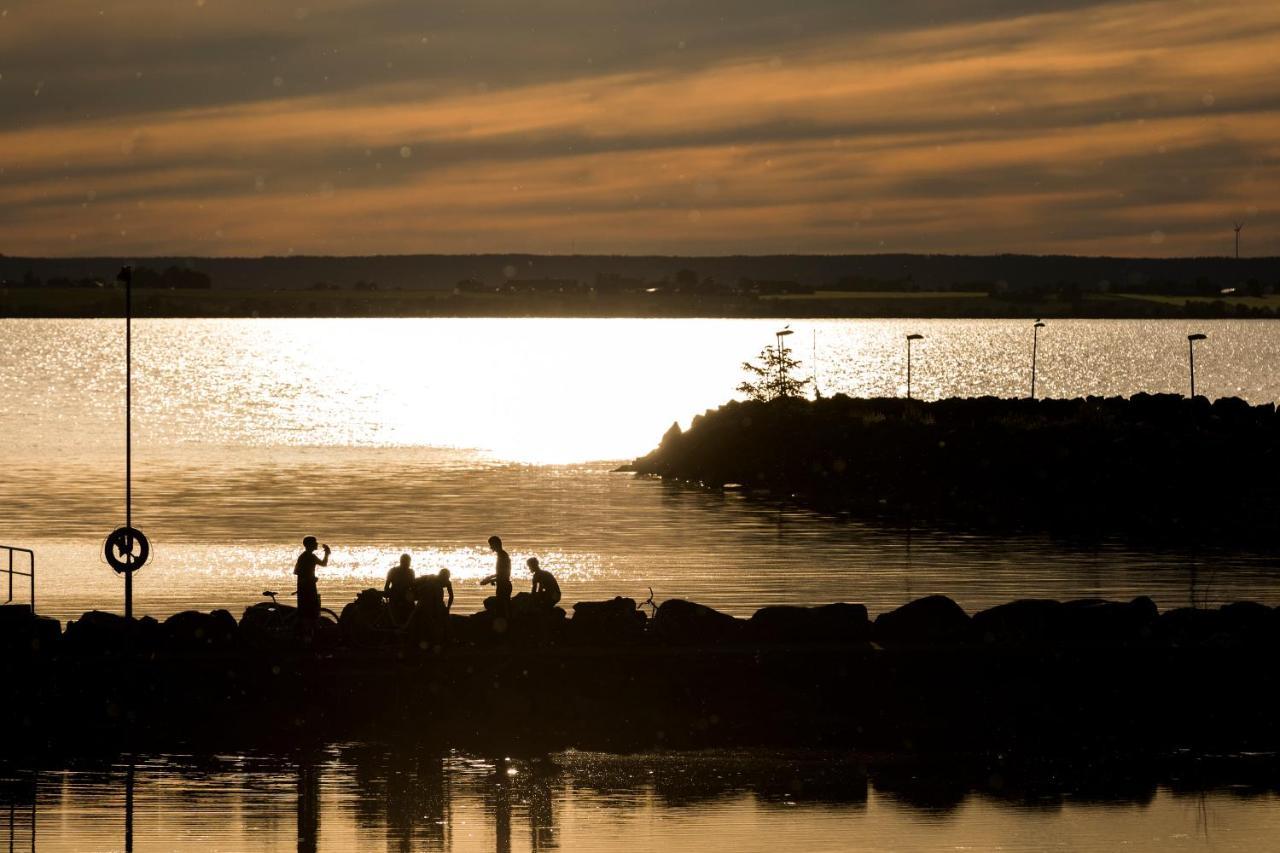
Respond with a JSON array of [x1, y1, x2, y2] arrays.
[[1, 545, 34, 612]]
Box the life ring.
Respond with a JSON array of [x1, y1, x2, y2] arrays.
[[105, 526, 150, 574]]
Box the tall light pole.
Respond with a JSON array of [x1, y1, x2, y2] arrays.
[[775, 326, 793, 397], [1233, 222, 1243, 260], [1030, 320, 1046, 399], [906, 333, 923, 399], [1187, 333, 1207, 398]]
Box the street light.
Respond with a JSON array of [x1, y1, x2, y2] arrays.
[[1187, 333, 1207, 399], [1030, 320, 1046, 399], [906, 333, 924, 399], [775, 326, 794, 396]]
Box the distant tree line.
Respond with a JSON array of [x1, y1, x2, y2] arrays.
[[3, 265, 212, 289]]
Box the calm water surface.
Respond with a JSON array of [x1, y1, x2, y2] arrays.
[[3, 749, 1279, 852], [2, 317, 1280, 621]]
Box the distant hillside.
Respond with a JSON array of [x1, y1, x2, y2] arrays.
[[1, 253, 1277, 293]]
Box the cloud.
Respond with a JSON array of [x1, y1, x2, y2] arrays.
[[2, 0, 1279, 256]]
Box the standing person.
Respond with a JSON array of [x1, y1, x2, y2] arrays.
[[480, 535, 512, 620], [527, 558, 561, 609], [384, 553, 416, 627], [294, 536, 330, 625]]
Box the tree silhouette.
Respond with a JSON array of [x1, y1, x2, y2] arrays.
[[737, 341, 811, 401]]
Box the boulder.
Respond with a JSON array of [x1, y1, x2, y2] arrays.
[[340, 588, 393, 646], [569, 597, 647, 646], [463, 610, 510, 647], [873, 595, 969, 646], [63, 611, 161, 653], [1157, 603, 1277, 648], [0, 604, 60, 655], [162, 609, 237, 652], [747, 603, 869, 645], [509, 599, 567, 647], [1062, 597, 1157, 647], [1158, 607, 1224, 647], [652, 599, 743, 646], [970, 599, 1064, 646], [1217, 601, 1274, 646]]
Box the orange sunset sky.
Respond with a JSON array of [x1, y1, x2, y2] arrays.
[[2, 0, 1278, 257]]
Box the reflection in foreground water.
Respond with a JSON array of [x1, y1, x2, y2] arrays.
[[4, 750, 1280, 852]]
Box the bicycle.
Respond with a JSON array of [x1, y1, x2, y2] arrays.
[[241, 590, 340, 644]]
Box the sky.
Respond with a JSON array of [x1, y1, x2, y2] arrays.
[[1, 0, 1278, 258]]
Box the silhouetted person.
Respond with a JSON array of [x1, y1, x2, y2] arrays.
[[480, 535, 512, 620], [410, 568, 454, 647], [384, 553, 416, 627], [527, 558, 561, 609], [294, 536, 330, 626]]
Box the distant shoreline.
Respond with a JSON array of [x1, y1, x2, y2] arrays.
[[5, 286, 1280, 319], [4, 251, 1278, 319]]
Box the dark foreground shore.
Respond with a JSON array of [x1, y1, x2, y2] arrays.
[[631, 393, 1280, 542], [4, 593, 1280, 756]]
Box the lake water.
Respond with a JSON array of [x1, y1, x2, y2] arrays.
[[2, 317, 1280, 622], [4, 749, 1280, 852]]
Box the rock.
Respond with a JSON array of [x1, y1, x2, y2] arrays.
[[747, 603, 869, 645], [0, 604, 60, 655], [448, 613, 475, 645], [1217, 601, 1274, 646], [1061, 597, 1157, 648], [652, 599, 742, 646], [0, 603, 33, 626], [569, 597, 647, 646], [463, 610, 509, 646], [64, 610, 130, 653], [1158, 607, 1224, 647], [874, 595, 969, 646], [509, 601, 567, 647], [162, 609, 237, 652], [339, 588, 393, 646], [1157, 603, 1274, 648], [63, 611, 159, 653], [970, 599, 1064, 646]]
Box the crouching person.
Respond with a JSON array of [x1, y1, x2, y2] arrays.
[[527, 558, 561, 609], [408, 568, 453, 650]]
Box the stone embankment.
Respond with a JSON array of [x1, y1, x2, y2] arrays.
[[630, 393, 1280, 539], [3, 592, 1280, 755]]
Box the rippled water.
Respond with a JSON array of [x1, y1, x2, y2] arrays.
[[2, 317, 1280, 622], [3, 749, 1279, 852]]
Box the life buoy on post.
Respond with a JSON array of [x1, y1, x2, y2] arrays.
[[105, 526, 150, 574]]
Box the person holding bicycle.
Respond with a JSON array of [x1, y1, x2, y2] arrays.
[[294, 536, 330, 625]]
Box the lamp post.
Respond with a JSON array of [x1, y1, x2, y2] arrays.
[[906, 333, 923, 399], [775, 326, 793, 396], [1030, 320, 1046, 399], [1187, 333, 1207, 398]]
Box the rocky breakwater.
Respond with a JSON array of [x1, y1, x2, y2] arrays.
[[630, 393, 1280, 540], [2, 593, 1279, 755]]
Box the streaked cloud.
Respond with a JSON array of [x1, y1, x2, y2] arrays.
[[1, 0, 1278, 256]]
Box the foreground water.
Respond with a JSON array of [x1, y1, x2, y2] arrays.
[[2, 317, 1280, 622], [3, 749, 1279, 852]]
